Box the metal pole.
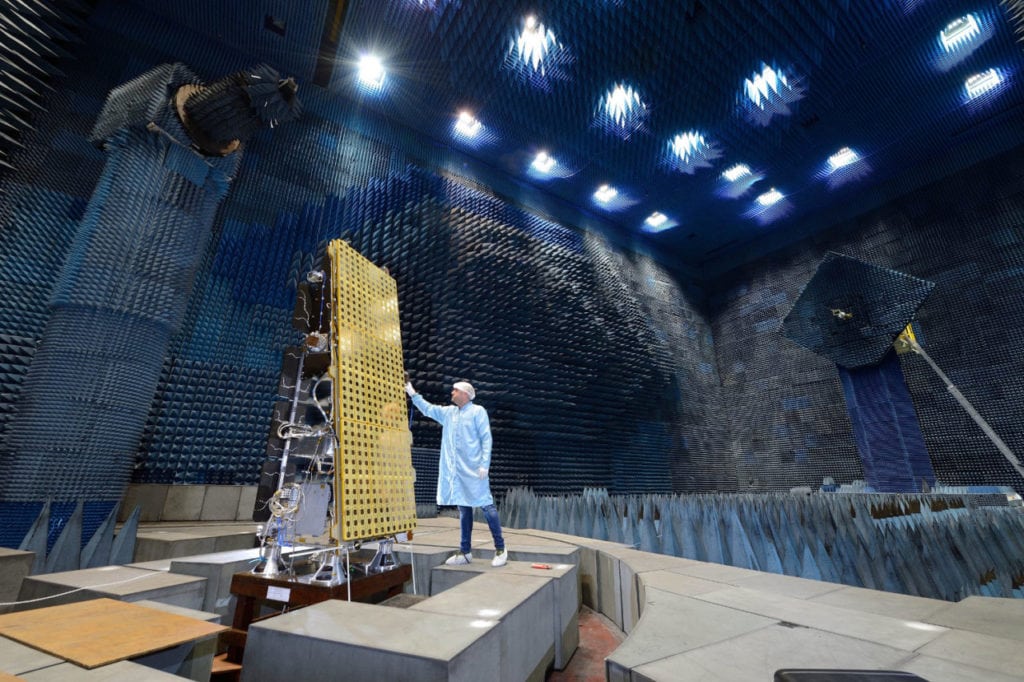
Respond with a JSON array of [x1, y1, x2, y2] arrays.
[[278, 350, 306, 490], [907, 338, 1024, 480]]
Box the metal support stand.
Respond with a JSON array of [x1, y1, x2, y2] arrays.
[[367, 538, 399, 573], [251, 542, 286, 577], [310, 549, 348, 586]]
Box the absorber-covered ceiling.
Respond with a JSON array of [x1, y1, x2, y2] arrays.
[[134, 0, 1024, 276]]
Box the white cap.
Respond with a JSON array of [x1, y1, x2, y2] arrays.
[[452, 381, 475, 400]]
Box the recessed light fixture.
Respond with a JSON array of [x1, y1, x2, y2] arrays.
[[756, 188, 784, 206], [595, 83, 647, 138], [722, 164, 751, 182], [828, 147, 859, 171], [964, 68, 1002, 100], [454, 111, 482, 138], [531, 151, 556, 173], [940, 14, 980, 52], [718, 163, 763, 199], [357, 55, 386, 89], [593, 184, 618, 203], [515, 15, 556, 73], [670, 132, 706, 162], [745, 64, 789, 109], [665, 131, 721, 174], [741, 63, 804, 126], [642, 211, 674, 233], [645, 212, 668, 228], [604, 84, 641, 126]]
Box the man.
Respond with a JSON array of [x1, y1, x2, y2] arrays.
[[405, 378, 507, 567]]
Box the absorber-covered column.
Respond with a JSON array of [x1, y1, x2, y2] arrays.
[[1, 64, 300, 503]]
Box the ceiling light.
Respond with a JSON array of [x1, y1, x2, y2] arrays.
[[670, 132, 706, 162], [531, 151, 556, 173], [645, 212, 668, 228], [756, 188, 784, 206], [828, 147, 859, 171], [515, 15, 556, 73], [454, 111, 482, 138], [357, 55, 386, 89], [595, 83, 647, 138], [940, 14, 980, 52], [740, 62, 804, 126], [964, 68, 1002, 100], [642, 211, 674, 233], [718, 163, 763, 199], [665, 131, 721, 174], [604, 84, 641, 126], [745, 64, 788, 109], [722, 164, 751, 182], [593, 184, 618, 203]]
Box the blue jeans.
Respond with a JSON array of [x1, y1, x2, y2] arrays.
[[459, 504, 504, 554]]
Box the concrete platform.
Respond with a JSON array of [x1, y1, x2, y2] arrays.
[[1, 632, 64, 676], [31, 511, 1023, 682], [431, 559, 579, 669], [17, 565, 207, 611], [409, 572, 555, 682], [17, 660, 186, 681], [133, 522, 256, 562], [242, 598, 500, 682], [0, 548, 35, 612], [602, 554, 1024, 681]]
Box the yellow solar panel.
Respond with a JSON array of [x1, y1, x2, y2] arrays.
[[328, 239, 417, 541]]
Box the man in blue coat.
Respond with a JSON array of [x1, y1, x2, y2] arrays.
[[405, 379, 507, 567]]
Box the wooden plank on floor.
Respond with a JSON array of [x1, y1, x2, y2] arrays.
[[0, 598, 226, 669]]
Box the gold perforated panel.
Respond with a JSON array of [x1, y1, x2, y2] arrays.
[[328, 240, 417, 541]]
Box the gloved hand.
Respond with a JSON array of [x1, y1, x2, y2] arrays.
[[405, 382, 416, 397], [477, 467, 488, 480]]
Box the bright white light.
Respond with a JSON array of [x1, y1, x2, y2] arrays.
[[594, 184, 618, 203], [670, 132, 706, 163], [477, 608, 502, 618], [665, 131, 720, 174], [645, 212, 668, 228], [603, 84, 643, 128], [531, 151, 556, 173], [357, 55, 385, 89], [756, 188, 784, 206], [722, 164, 751, 182], [740, 63, 804, 126], [515, 15, 556, 73], [965, 68, 1002, 99], [745, 65, 788, 109], [940, 14, 980, 52], [642, 211, 674, 233], [454, 111, 482, 138], [470, 619, 497, 629], [828, 147, 859, 171]]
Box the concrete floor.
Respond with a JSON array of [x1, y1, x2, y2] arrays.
[[548, 607, 624, 682]]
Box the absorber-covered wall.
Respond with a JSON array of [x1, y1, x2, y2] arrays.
[[0, 0, 724, 549], [709, 143, 1024, 492]]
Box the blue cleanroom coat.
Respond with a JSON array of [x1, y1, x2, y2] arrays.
[[410, 394, 493, 507]]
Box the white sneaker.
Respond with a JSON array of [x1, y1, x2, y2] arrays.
[[491, 549, 508, 567], [445, 552, 472, 565]]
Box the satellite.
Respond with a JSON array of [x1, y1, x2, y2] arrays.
[[253, 239, 417, 583]]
